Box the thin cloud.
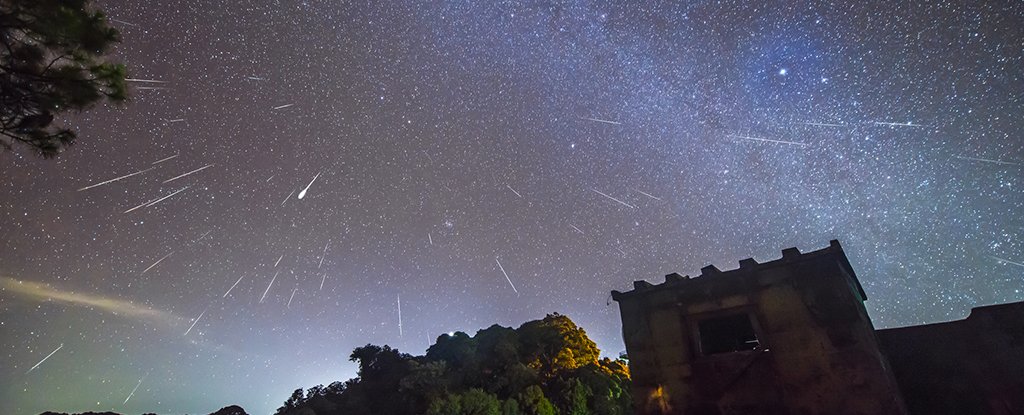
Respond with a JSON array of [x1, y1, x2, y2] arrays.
[[1, 276, 179, 324]]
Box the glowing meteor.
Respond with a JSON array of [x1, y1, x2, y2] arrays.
[[297, 171, 321, 199], [145, 186, 190, 208], [319, 242, 330, 269], [729, 134, 808, 147], [260, 271, 279, 303], [26, 343, 63, 373], [633, 189, 662, 201], [991, 256, 1024, 268], [109, 18, 138, 27], [591, 189, 636, 209], [123, 199, 156, 214], [495, 258, 519, 294], [151, 154, 179, 165], [956, 156, 1020, 166], [578, 116, 622, 125], [141, 252, 174, 275], [397, 293, 403, 337], [162, 164, 214, 183], [280, 189, 295, 207], [123, 377, 144, 405], [125, 78, 167, 83], [872, 121, 925, 127], [77, 167, 154, 191], [183, 309, 206, 336], [287, 288, 297, 308], [223, 275, 244, 298], [272, 103, 294, 110], [506, 185, 523, 198]]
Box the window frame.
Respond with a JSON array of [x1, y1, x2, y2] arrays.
[[688, 307, 766, 358]]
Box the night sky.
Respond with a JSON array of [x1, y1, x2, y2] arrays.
[[2, 1, 1023, 414]]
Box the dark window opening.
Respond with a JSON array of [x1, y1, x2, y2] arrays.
[[698, 313, 759, 355]]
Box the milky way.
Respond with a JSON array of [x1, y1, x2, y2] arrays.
[[2, 1, 1022, 414]]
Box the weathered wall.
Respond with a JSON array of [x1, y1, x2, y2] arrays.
[[877, 302, 1024, 415], [614, 242, 907, 415]]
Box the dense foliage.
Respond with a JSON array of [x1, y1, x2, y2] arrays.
[[275, 314, 631, 415], [0, 0, 127, 157]]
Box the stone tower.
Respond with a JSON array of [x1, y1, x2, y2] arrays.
[[611, 240, 906, 415]]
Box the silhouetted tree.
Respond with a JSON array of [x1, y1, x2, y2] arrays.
[[275, 314, 631, 415], [0, 0, 127, 158], [208, 405, 250, 415]]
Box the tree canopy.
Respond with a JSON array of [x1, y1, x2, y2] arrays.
[[275, 313, 632, 415], [0, 0, 127, 158]]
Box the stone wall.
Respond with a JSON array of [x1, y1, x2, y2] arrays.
[[877, 302, 1024, 415], [613, 241, 907, 415]]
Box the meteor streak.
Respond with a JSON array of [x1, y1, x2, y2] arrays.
[[633, 189, 662, 201], [297, 171, 321, 199], [872, 121, 925, 127], [166, 118, 185, 123], [991, 256, 1024, 268], [183, 309, 206, 336], [274, 254, 284, 267], [151, 154, 178, 165], [591, 189, 637, 209], [162, 164, 214, 183], [729, 134, 808, 147], [280, 189, 295, 207], [506, 185, 523, 198], [125, 78, 167, 83], [123, 377, 144, 405], [26, 343, 63, 373], [123, 200, 155, 214], [495, 258, 519, 294], [319, 242, 330, 268], [260, 271, 279, 303], [223, 275, 244, 298], [801, 122, 845, 127], [397, 293, 403, 337], [272, 103, 294, 110], [109, 18, 138, 27], [77, 167, 154, 191], [141, 252, 174, 275], [570, 224, 585, 234], [320, 273, 326, 290], [579, 116, 622, 125], [145, 186, 189, 207], [956, 156, 1020, 166], [287, 288, 297, 308]]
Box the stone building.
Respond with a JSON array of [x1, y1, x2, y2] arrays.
[[611, 240, 1024, 415], [877, 302, 1024, 415]]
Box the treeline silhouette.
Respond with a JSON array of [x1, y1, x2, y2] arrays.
[[275, 313, 632, 415], [40, 405, 247, 415]]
